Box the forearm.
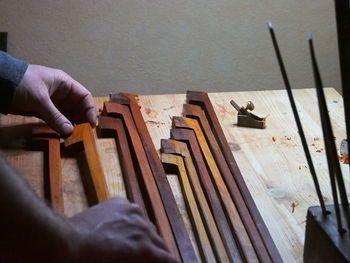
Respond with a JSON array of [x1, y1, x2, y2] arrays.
[[0, 51, 28, 113], [0, 154, 78, 262]]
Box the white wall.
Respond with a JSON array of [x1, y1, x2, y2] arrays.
[[0, 1, 340, 96]]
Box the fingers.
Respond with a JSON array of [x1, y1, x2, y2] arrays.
[[54, 72, 97, 127], [39, 98, 73, 136], [147, 244, 178, 263]]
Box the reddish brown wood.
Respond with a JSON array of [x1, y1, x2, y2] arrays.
[[161, 139, 229, 263], [186, 91, 282, 262], [31, 125, 64, 214], [172, 116, 258, 262], [162, 152, 216, 263], [98, 115, 147, 217], [102, 102, 181, 261], [64, 123, 109, 202], [110, 93, 198, 263], [170, 128, 241, 263], [183, 103, 272, 262]]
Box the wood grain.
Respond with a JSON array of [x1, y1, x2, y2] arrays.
[[102, 102, 181, 260], [186, 91, 282, 262], [98, 115, 147, 216], [170, 128, 241, 263], [183, 103, 273, 262], [172, 116, 258, 262], [161, 139, 230, 263], [64, 123, 109, 202], [110, 93, 198, 263], [162, 152, 215, 263], [31, 125, 63, 214]]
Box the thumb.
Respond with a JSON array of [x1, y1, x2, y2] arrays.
[[39, 98, 73, 136]]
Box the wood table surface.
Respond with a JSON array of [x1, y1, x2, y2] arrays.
[[0, 88, 348, 262]]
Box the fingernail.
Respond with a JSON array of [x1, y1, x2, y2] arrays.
[[62, 123, 73, 135]]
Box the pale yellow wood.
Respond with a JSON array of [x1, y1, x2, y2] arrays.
[[0, 88, 348, 262], [162, 153, 216, 263]]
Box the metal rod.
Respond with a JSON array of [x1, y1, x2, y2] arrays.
[[308, 32, 350, 231], [267, 21, 327, 215]]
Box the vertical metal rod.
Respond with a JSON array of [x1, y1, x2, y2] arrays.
[[267, 21, 327, 215], [308, 32, 350, 231], [334, 0, 350, 162]]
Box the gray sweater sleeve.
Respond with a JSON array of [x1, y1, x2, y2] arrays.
[[0, 51, 29, 113]]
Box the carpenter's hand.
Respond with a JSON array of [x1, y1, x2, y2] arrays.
[[10, 65, 96, 136], [68, 198, 177, 263]]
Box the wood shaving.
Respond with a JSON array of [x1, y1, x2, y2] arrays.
[[291, 201, 298, 213], [314, 137, 320, 141], [272, 137, 276, 142], [339, 154, 349, 164]]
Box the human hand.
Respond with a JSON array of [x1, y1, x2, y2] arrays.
[[68, 197, 177, 263], [10, 65, 96, 136]]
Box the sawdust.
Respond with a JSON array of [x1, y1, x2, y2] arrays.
[[144, 107, 158, 118]]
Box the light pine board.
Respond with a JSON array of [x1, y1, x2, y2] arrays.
[[0, 88, 348, 262]]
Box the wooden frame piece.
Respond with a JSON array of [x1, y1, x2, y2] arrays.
[[162, 152, 216, 263], [171, 128, 241, 263], [98, 115, 147, 216], [110, 93, 198, 263], [64, 123, 109, 202], [186, 91, 282, 262], [172, 116, 258, 262], [31, 125, 64, 214], [102, 102, 181, 260], [161, 139, 229, 263], [183, 103, 272, 262]]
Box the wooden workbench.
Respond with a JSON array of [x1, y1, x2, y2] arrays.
[[0, 88, 348, 262]]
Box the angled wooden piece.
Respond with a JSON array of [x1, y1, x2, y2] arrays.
[[98, 115, 147, 216], [183, 103, 272, 262], [64, 123, 109, 202], [102, 102, 180, 260], [171, 128, 242, 263], [161, 152, 215, 263], [161, 139, 229, 263], [31, 125, 64, 214], [187, 91, 282, 262], [172, 116, 258, 262], [110, 93, 198, 263]]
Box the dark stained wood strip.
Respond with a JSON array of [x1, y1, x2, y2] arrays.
[[162, 152, 216, 263], [183, 103, 271, 262], [110, 93, 198, 263], [187, 91, 282, 262], [98, 115, 148, 217], [102, 102, 181, 261], [172, 116, 258, 262], [64, 123, 109, 202], [31, 125, 64, 214], [171, 128, 241, 263], [161, 139, 229, 263], [0, 32, 7, 51]]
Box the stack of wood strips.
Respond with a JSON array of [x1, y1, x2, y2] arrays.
[[31, 91, 282, 262]]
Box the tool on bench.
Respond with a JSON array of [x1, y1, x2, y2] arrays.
[[230, 99, 266, 129]]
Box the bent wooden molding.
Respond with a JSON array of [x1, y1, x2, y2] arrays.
[[186, 91, 282, 262], [183, 103, 272, 262], [110, 93, 198, 263], [98, 115, 147, 216], [102, 102, 180, 261], [172, 116, 258, 262], [31, 125, 64, 214], [161, 152, 216, 263], [64, 123, 109, 202], [170, 128, 241, 263], [161, 139, 229, 263]]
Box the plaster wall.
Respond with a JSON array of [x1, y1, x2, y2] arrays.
[[0, 1, 340, 95]]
